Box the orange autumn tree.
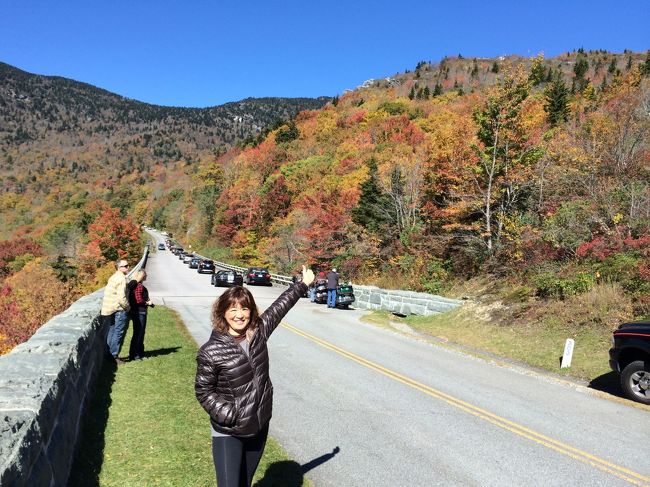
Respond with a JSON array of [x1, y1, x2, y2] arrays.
[[0, 259, 69, 352], [85, 207, 142, 265]]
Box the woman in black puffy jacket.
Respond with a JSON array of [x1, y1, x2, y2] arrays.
[[195, 265, 314, 487]]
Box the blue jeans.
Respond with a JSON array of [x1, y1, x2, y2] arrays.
[[129, 311, 148, 360], [106, 310, 129, 358], [327, 289, 337, 308]]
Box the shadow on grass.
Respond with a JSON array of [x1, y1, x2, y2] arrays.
[[67, 359, 117, 487], [143, 346, 181, 359], [589, 370, 623, 397], [254, 447, 340, 487]]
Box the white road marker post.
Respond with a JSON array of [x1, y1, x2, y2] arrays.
[[560, 338, 575, 369]]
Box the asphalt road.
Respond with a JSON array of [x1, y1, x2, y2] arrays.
[[144, 232, 650, 487]]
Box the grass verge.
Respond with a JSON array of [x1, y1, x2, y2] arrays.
[[362, 304, 612, 382], [69, 306, 312, 487]]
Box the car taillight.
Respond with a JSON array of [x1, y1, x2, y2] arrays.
[[248, 273, 254, 277], [264, 273, 270, 278]]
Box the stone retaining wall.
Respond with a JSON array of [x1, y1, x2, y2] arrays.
[[0, 289, 105, 486], [353, 284, 463, 316]]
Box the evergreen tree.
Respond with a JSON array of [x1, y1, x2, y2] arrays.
[[626, 55, 633, 71], [491, 61, 500, 74], [545, 67, 553, 82], [408, 85, 416, 100], [275, 121, 300, 144], [544, 72, 570, 127], [433, 82, 443, 97], [529, 54, 547, 86], [351, 158, 387, 233], [608, 58, 617, 74], [422, 86, 431, 99], [470, 58, 479, 79], [573, 53, 589, 92], [642, 50, 650, 77]]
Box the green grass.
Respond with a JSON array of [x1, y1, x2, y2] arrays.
[[362, 306, 612, 381], [69, 307, 312, 487]]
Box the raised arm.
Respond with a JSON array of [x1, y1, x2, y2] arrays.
[[258, 266, 314, 340]]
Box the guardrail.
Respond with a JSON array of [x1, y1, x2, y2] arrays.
[[152, 231, 463, 317], [166, 247, 294, 286]]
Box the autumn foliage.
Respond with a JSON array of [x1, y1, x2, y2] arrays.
[[1, 51, 649, 353]]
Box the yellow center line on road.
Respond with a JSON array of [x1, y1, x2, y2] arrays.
[[281, 322, 650, 486]]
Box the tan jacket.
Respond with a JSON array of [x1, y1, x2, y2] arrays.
[[101, 270, 129, 316]]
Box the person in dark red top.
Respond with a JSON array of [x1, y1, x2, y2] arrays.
[[128, 269, 154, 361]]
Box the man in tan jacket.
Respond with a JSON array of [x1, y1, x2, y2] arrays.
[[101, 259, 130, 363]]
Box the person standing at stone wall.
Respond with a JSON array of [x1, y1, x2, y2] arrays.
[[101, 258, 130, 364], [326, 267, 339, 308], [128, 269, 154, 361]]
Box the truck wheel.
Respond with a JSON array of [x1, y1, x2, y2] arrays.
[[621, 360, 650, 404]]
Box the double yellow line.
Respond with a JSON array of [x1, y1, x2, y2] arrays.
[[281, 322, 650, 486]]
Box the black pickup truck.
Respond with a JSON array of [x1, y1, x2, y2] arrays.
[[609, 320, 650, 404]]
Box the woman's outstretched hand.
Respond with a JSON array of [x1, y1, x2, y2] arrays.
[[301, 265, 315, 287]]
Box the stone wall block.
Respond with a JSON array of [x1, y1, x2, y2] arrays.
[[46, 384, 82, 487], [0, 410, 43, 487], [24, 449, 53, 487]]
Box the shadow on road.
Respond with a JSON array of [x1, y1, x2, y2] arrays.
[[143, 346, 181, 359], [254, 446, 340, 487], [67, 359, 117, 487], [588, 370, 623, 397]]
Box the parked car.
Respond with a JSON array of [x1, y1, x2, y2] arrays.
[[609, 320, 650, 404], [171, 246, 183, 255], [212, 270, 244, 287], [245, 267, 272, 286], [183, 254, 193, 264], [198, 260, 215, 274], [335, 284, 356, 309], [189, 257, 201, 269], [157, 243, 165, 250]]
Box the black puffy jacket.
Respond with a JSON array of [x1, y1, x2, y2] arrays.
[[195, 282, 307, 437]]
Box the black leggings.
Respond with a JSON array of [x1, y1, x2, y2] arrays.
[[211, 423, 269, 487]]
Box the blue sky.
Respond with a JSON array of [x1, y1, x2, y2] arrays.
[[1, 1, 648, 107]]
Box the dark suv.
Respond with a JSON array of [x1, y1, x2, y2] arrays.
[[609, 320, 650, 404]]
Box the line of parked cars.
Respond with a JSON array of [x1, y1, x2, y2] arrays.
[[163, 239, 356, 310], [166, 241, 273, 289]]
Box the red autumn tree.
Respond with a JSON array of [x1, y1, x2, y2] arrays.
[[85, 207, 142, 265]]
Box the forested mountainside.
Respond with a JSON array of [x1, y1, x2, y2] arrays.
[[152, 49, 649, 322], [0, 61, 329, 196], [0, 49, 648, 352]]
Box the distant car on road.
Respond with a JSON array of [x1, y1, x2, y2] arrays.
[[609, 320, 650, 404], [183, 254, 193, 264], [198, 260, 215, 274], [157, 243, 165, 250], [189, 257, 201, 269], [245, 267, 272, 286], [212, 270, 244, 287]]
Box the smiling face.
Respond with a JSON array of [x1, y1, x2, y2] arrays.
[[212, 286, 259, 336], [224, 302, 251, 336]]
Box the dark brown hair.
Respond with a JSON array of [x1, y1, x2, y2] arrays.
[[211, 286, 260, 334]]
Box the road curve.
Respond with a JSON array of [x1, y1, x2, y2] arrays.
[[144, 231, 650, 487]]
